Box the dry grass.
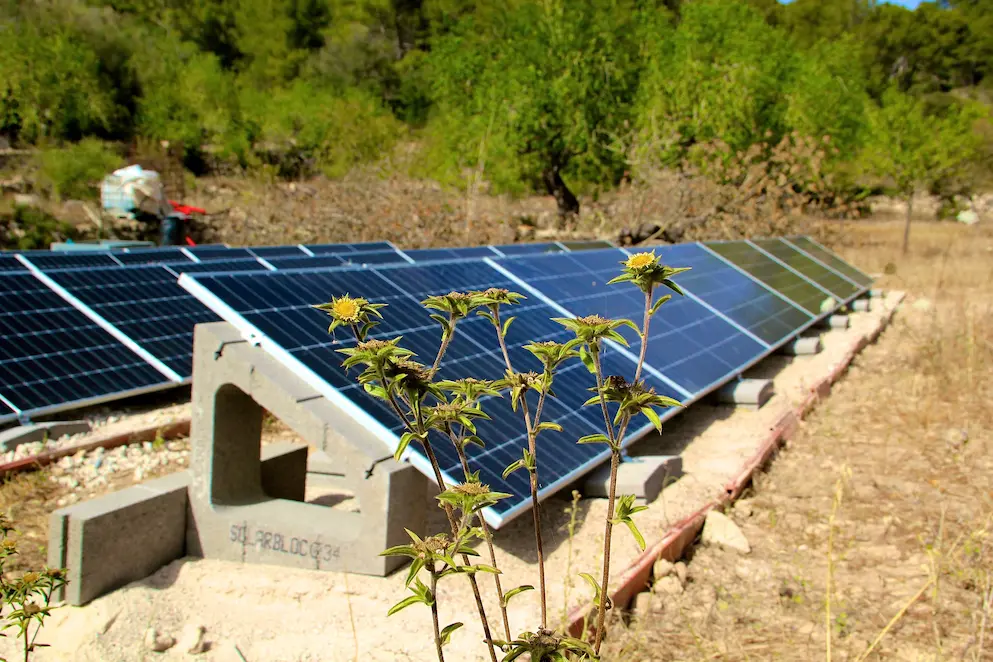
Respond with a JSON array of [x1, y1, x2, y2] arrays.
[[604, 219, 993, 660]]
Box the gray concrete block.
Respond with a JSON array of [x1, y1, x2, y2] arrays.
[[778, 336, 822, 356], [0, 420, 91, 451], [817, 314, 850, 330], [852, 298, 872, 313], [583, 455, 682, 502], [186, 322, 427, 577], [716, 379, 774, 410], [870, 288, 884, 299], [48, 442, 309, 606]]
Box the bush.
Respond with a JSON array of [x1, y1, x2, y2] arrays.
[[33, 139, 123, 202], [0, 206, 78, 251]]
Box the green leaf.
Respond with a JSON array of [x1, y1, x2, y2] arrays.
[[623, 518, 647, 551], [641, 406, 662, 432], [535, 421, 563, 434], [661, 278, 685, 296], [379, 544, 417, 558], [579, 572, 604, 606], [394, 431, 421, 462], [363, 382, 388, 400], [502, 316, 517, 338], [502, 459, 525, 479], [501, 584, 535, 607], [405, 558, 425, 587], [387, 594, 425, 616], [606, 273, 635, 285], [577, 433, 611, 445], [578, 345, 596, 374], [429, 313, 450, 331], [440, 622, 464, 646], [477, 310, 496, 327], [649, 294, 672, 317], [471, 564, 501, 574]]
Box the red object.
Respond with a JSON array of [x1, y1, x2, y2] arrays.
[[169, 200, 207, 215], [185, 236, 197, 246]]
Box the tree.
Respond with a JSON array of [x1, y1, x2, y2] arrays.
[[860, 88, 985, 254], [425, 0, 642, 219]]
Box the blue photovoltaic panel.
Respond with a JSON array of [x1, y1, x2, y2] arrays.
[[0, 272, 169, 417], [561, 240, 615, 251], [114, 248, 193, 265], [337, 250, 409, 266], [189, 247, 256, 261], [180, 261, 680, 527], [22, 253, 122, 269], [493, 249, 767, 396], [247, 246, 308, 259], [653, 243, 814, 346], [305, 241, 395, 255], [405, 247, 501, 262], [170, 259, 268, 274], [267, 255, 346, 270], [785, 237, 874, 289], [0, 255, 27, 272], [0, 400, 13, 421], [43, 265, 219, 378], [494, 243, 564, 256], [181, 245, 232, 259], [704, 241, 838, 316], [750, 238, 862, 301]]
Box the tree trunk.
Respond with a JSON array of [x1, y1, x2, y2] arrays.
[[902, 194, 913, 255], [542, 166, 579, 224]]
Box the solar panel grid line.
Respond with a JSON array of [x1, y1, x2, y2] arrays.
[[779, 238, 863, 289], [393, 248, 416, 264], [0, 392, 21, 416], [180, 248, 202, 263], [697, 242, 817, 316], [298, 245, 315, 256], [745, 239, 841, 301], [257, 258, 277, 271], [783, 237, 873, 289], [18, 262, 186, 383], [617, 246, 772, 350], [483, 257, 694, 400]]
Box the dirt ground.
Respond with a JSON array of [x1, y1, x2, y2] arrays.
[[605, 220, 993, 660]]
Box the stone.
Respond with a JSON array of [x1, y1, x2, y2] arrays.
[[143, 627, 176, 652], [653, 558, 674, 580], [673, 561, 688, 586], [583, 455, 682, 502], [177, 624, 207, 654], [631, 591, 658, 616], [0, 420, 91, 451], [778, 336, 822, 356], [851, 298, 872, 313], [653, 575, 684, 596], [716, 379, 774, 410], [12, 193, 40, 208], [912, 298, 933, 311], [701, 510, 751, 554], [734, 499, 754, 518]]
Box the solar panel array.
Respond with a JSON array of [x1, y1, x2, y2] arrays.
[[2, 235, 871, 525], [177, 236, 872, 527]]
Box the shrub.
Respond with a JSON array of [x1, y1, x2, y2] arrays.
[[33, 139, 123, 202]]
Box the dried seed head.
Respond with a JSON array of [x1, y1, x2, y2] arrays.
[[578, 314, 611, 326], [20, 572, 40, 584], [356, 339, 392, 352], [451, 482, 491, 497], [1, 540, 16, 553], [45, 567, 67, 580], [605, 375, 629, 390]]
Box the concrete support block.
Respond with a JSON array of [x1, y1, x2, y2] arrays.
[[716, 379, 774, 410], [817, 314, 850, 330], [778, 336, 822, 356], [0, 420, 91, 451], [49, 443, 309, 606], [187, 322, 428, 578], [583, 455, 683, 503], [870, 288, 884, 299], [852, 298, 872, 313]]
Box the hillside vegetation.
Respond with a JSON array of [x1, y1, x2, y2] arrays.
[[0, 0, 991, 225]]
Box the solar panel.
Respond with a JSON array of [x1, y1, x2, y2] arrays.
[[21, 253, 122, 269], [170, 259, 269, 274], [337, 250, 411, 266], [180, 261, 680, 527], [560, 240, 615, 251], [266, 255, 346, 270], [653, 243, 814, 346], [305, 241, 395, 255], [188, 247, 256, 261], [405, 247, 501, 262], [493, 243, 564, 256], [750, 238, 862, 301], [0, 255, 27, 272], [43, 265, 219, 378], [703, 241, 838, 316], [247, 246, 308, 259], [784, 237, 874, 289], [114, 248, 193, 265], [0, 272, 170, 418], [492, 249, 767, 396]]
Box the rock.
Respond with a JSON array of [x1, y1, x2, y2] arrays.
[[957, 209, 979, 225], [653, 575, 684, 596], [143, 627, 176, 652], [177, 624, 207, 654], [13, 193, 40, 208], [734, 499, 754, 518], [911, 298, 933, 311], [653, 558, 674, 580], [631, 591, 658, 616], [673, 561, 688, 586], [701, 510, 751, 554]]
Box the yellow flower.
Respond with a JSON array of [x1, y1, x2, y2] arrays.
[[625, 252, 657, 270], [331, 296, 362, 323]]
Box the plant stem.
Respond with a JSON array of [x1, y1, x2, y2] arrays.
[[431, 316, 457, 375], [23, 619, 29, 662], [429, 565, 446, 662], [634, 286, 654, 383], [491, 307, 549, 628]]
